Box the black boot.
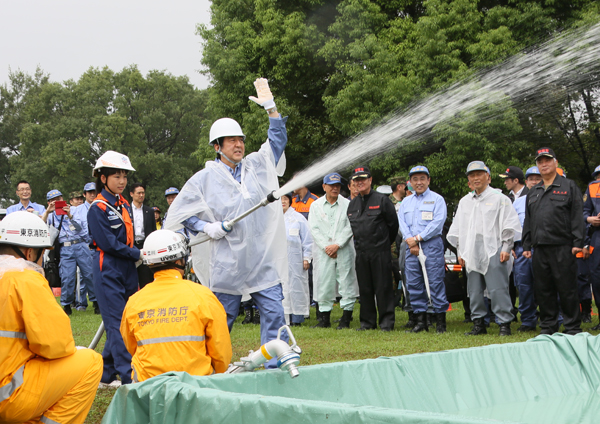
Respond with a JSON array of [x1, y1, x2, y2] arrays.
[[403, 311, 416, 328], [252, 308, 260, 324], [93, 301, 101, 315], [592, 322, 600, 331], [499, 322, 512, 336], [408, 312, 428, 333], [312, 311, 331, 328], [242, 308, 253, 324], [336, 310, 353, 330], [426, 313, 433, 327], [465, 318, 487, 335], [581, 299, 592, 323], [315, 303, 323, 323], [63, 304, 72, 316], [435, 312, 447, 334]]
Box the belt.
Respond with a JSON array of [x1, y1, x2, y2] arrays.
[[62, 240, 84, 247]]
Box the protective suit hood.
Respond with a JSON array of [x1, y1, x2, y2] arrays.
[[0, 255, 45, 279]]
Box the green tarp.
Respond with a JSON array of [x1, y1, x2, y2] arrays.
[[102, 333, 600, 423]]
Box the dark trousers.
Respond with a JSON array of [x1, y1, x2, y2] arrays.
[[532, 245, 581, 334], [134, 240, 154, 289], [355, 248, 395, 330], [587, 231, 600, 312]]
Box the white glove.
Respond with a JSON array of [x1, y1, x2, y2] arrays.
[[204, 222, 228, 240], [249, 78, 276, 110]]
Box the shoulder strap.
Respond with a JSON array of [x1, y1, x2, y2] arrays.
[[92, 199, 126, 225]]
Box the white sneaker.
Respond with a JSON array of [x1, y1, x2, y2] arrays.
[[98, 380, 122, 389]]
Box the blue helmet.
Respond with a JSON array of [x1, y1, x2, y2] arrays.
[[525, 166, 541, 178], [46, 189, 62, 201], [165, 187, 180, 196], [408, 165, 430, 177], [83, 182, 96, 192]]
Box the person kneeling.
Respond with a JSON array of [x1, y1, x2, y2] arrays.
[[120, 230, 232, 382], [0, 212, 102, 424]]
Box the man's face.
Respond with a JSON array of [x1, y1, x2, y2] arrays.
[[526, 174, 542, 189], [467, 171, 489, 192], [16, 183, 31, 201], [503, 177, 518, 191], [323, 183, 341, 200], [215, 136, 245, 164], [166, 194, 178, 206], [348, 180, 359, 198], [70, 197, 83, 206], [130, 187, 145, 204], [409, 174, 430, 195], [395, 183, 406, 199], [84, 190, 96, 203], [48, 195, 63, 206], [536, 156, 557, 177], [354, 177, 372, 196]]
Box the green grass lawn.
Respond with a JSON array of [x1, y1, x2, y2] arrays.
[[69, 301, 600, 424]]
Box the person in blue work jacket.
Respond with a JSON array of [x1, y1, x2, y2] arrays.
[[45, 189, 94, 317], [7, 180, 46, 216], [164, 78, 289, 369], [397, 166, 448, 333], [87, 150, 141, 386], [511, 166, 542, 332], [583, 164, 600, 330]]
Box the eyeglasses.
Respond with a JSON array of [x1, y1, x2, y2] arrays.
[[17, 188, 31, 192]]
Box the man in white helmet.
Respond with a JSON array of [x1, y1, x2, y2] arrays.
[[120, 230, 232, 382], [164, 78, 289, 368], [0, 211, 102, 424]]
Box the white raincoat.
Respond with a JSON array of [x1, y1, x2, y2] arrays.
[[164, 141, 288, 295], [308, 196, 359, 302], [447, 186, 521, 275], [282, 208, 313, 316]]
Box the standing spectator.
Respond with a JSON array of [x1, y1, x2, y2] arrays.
[[522, 148, 584, 335], [511, 166, 541, 332], [281, 193, 313, 326], [448, 161, 521, 336], [398, 166, 448, 333], [309, 173, 358, 329], [45, 189, 93, 316], [348, 179, 359, 200], [499, 166, 528, 202], [129, 183, 157, 289], [389, 176, 407, 211], [292, 184, 319, 219], [347, 166, 399, 331], [153, 207, 162, 229], [74, 182, 100, 314], [583, 164, 600, 330], [69, 191, 84, 207], [6, 180, 46, 216]]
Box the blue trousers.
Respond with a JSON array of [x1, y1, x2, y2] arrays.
[[59, 243, 95, 306], [513, 243, 537, 327], [216, 284, 288, 369], [588, 231, 600, 313], [93, 251, 138, 384], [290, 314, 305, 324], [577, 257, 591, 301], [404, 237, 448, 314]]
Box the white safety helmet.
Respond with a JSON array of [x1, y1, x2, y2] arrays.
[[92, 150, 136, 177], [209, 118, 245, 146], [142, 230, 188, 267], [0, 211, 53, 249]]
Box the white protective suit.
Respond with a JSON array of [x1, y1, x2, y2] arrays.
[[447, 186, 521, 275], [282, 207, 313, 316], [164, 141, 288, 295], [308, 196, 359, 303]]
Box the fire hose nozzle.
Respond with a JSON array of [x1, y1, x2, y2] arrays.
[[266, 190, 279, 203]]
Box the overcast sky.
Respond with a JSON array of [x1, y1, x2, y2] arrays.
[[0, 0, 212, 89]]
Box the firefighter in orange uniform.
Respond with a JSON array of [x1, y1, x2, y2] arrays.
[[0, 211, 102, 424]]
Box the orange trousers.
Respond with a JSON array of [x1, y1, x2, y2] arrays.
[[0, 349, 102, 424]]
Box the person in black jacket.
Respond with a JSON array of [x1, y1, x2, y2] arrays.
[[522, 147, 584, 335], [129, 183, 157, 289], [347, 166, 399, 331]]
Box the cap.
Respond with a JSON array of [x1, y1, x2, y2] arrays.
[[46, 189, 62, 201], [350, 166, 371, 180], [152, 206, 161, 212], [592, 165, 600, 178], [165, 187, 180, 196], [525, 166, 541, 177], [499, 166, 524, 180], [375, 185, 393, 194], [465, 161, 489, 175], [535, 147, 556, 161], [69, 191, 83, 199], [323, 173, 342, 185], [408, 166, 430, 177], [83, 182, 96, 192]]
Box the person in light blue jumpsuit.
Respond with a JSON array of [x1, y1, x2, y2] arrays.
[[88, 151, 140, 385], [582, 164, 600, 330], [6, 180, 46, 216], [73, 182, 98, 313], [46, 189, 94, 316], [397, 166, 448, 333], [512, 166, 541, 331]]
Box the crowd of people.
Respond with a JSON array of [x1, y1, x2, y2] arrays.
[[1, 78, 599, 423]]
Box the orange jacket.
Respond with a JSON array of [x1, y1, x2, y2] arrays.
[[0, 258, 76, 401], [120, 269, 232, 382]]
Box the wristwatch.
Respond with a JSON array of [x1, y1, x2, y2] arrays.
[[266, 106, 278, 114]]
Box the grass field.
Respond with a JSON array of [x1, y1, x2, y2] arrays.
[[69, 301, 600, 424]]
